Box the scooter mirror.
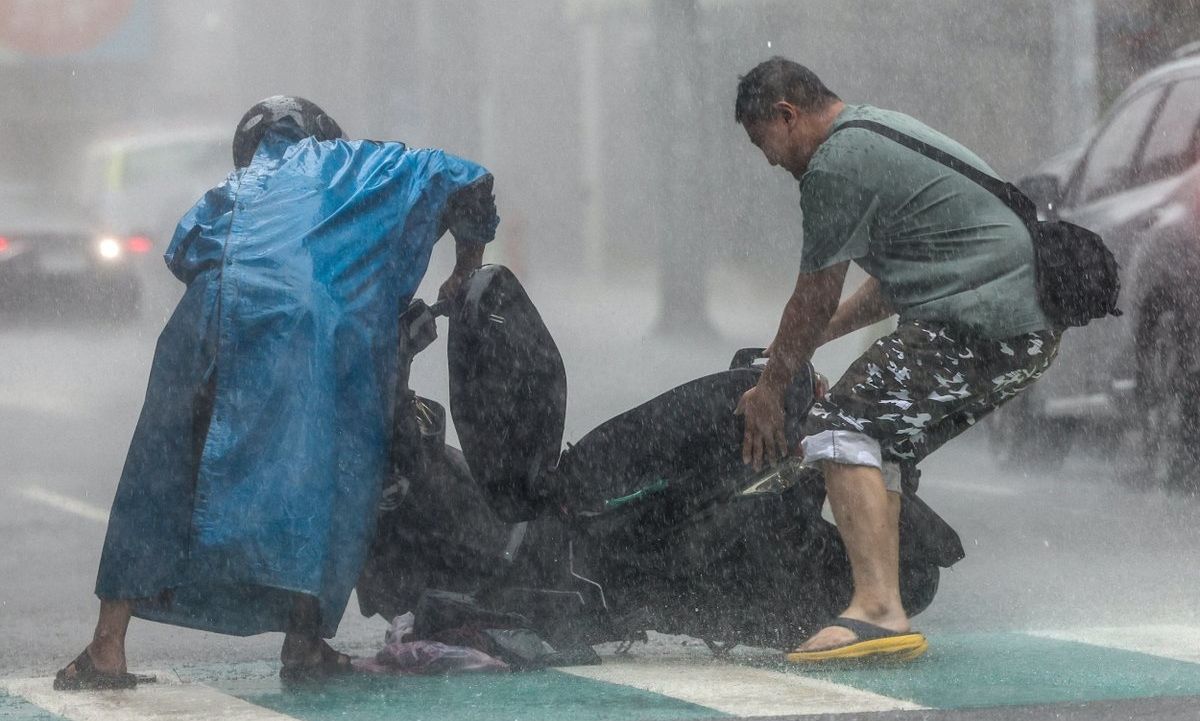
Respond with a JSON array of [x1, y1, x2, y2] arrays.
[[729, 347, 768, 369]]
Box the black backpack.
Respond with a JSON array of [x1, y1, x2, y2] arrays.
[[831, 119, 1121, 328]]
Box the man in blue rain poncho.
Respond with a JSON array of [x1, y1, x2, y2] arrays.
[[55, 96, 499, 689]]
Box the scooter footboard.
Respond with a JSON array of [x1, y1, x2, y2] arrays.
[[578, 473, 946, 648]]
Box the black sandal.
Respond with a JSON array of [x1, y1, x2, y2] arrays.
[[53, 649, 138, 691], [279, 645, 355, 682]]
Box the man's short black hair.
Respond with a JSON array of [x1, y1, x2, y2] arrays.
[[735, 56, 840, 124]]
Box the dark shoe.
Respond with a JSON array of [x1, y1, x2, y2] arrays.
[[53, 649, 138, 691], [280, 644, 355, 683]]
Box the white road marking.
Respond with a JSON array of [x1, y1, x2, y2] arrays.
[[561, 656, 923, 716], [1028, 625, 1200, 664], [929, 479, 1019, 497], [0, 670, 300, 721], [0, 392, 79, 418], [17, 486, 110, 524]]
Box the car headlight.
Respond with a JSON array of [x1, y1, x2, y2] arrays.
[[98, 236, 123, 260]]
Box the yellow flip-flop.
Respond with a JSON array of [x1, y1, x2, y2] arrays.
[[786, 617, 928, 665]]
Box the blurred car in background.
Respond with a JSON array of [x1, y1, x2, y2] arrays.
[[0, 186, 147, 321], [79, 128, 229, 314], [990, 45, 1200, 488]]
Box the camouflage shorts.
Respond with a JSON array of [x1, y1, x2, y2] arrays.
[[805, 320, 1061, 467]]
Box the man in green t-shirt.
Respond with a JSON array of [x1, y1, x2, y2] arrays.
[[732, 56, 1060, 664]]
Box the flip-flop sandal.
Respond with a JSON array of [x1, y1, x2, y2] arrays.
[[53, 649, 139, 691], [786, 617, 928, 665]]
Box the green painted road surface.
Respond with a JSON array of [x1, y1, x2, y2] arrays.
[[6, 626, 1200, 720]]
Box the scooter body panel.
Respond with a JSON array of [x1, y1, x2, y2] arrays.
[[364, 265, 961, 650], [555, 366, 812, 515], [448, 265, 568, 522]]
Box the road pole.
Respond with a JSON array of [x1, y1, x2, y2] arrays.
[[580, 19, 606, 276], [1053, 0, 1098, 146], [651, 0, 716, 337]]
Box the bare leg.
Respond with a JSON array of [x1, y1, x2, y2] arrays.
[[57, 599, 134, 681], [90, 599, 134, 671], [797, 462, 908, 651], [281, 595, 324, 666]]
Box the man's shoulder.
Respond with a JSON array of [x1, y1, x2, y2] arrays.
[[830, 105, 957, 144], [833, 104, 930, 131], [818, 106, 930, 161], [278, 137, 412, 168], [804, 115, 897, 195], [290, 139, 442, 182], [330, 142, 479, 174], [799, 163, 861, 196], [825, 104, 998, 177]]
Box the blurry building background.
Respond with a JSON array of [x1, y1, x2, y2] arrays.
[[0, 0, 1192, 325], [1095, 0, 1200, 106]]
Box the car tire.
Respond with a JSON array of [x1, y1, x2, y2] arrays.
[[1136, 308, 1200, 493], [987, 390, 1074, 472]]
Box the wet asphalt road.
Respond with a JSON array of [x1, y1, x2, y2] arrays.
[[3, 261, 1200, 719]]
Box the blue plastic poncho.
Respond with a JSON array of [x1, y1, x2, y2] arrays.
[[95, 124, 497, 637]]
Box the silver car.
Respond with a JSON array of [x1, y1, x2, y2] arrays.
[[992, 49, 1200, 489]]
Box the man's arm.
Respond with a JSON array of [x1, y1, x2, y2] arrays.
[[760, 261, 849, 392], [454, 239, 485, 271], [738, 261, 848, 469], [820, 275, 893, 345], [438, 175, 498, 302], [439, 239, 486, 302]]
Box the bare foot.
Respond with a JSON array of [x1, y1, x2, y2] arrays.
[[84, 640, 127, 675], [797, 612, 910, 652]]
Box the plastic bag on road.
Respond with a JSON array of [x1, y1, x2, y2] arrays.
[[356, 639, 509, 676], [384, 612, 416, 645], [352, 610, 509, 675]]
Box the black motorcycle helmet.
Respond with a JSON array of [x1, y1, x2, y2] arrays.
[[232, 95, 344, 168]]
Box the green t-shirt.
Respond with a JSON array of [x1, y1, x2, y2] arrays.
[[799, 104, 1049, 339]]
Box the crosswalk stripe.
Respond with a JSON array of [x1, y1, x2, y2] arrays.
[[16, 486, 110, 524], [561, 656, 923, 716], [1028, 625, 1200, 665], [8, 629, 1200, 720], [0, 671, 300, 721], [0, 392, 79, 419]]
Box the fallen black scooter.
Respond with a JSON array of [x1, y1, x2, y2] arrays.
[[357, 265, 964, 651]]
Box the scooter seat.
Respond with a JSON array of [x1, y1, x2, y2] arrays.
[[556, 361, 815, 516]]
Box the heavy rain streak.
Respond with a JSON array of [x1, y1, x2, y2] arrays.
[[3, 2, 1200, 721]]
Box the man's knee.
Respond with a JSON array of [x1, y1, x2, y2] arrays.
[[802, 430, 902, 493]]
